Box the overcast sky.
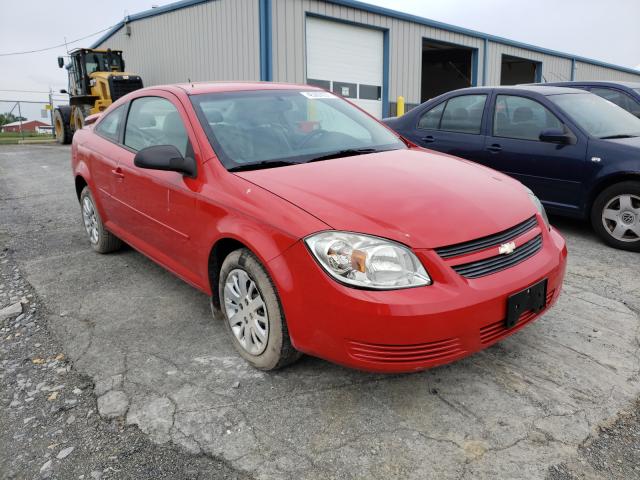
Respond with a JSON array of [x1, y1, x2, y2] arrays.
[[1, 0, 639, 119]]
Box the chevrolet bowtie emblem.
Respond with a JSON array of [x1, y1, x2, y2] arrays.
[[498, 241, 516, 255]]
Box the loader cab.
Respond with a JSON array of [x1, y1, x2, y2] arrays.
[[58, 49, 125, 97]]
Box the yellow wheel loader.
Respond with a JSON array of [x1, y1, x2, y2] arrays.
[[54, 48, 143, 144]]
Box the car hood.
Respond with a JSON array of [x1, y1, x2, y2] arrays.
[[235, 149, 537, 249]]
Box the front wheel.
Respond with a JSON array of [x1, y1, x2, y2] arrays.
[[218, 248, 301, 370], [591, 181, 640, 251], [79, 187, 122, 253]]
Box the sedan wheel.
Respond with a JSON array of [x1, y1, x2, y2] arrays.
[[217, 248, 301, 370], [79, 187, 123, 254], [592, 181, 640, 251]]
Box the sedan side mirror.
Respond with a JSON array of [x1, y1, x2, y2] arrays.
[[539, 128, 576, 145], [134, 145, 196, 178]]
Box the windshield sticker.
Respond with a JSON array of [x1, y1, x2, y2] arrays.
[[300, 91, 335, 99]]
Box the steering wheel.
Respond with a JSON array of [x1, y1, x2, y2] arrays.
[[298, 128, 330, 148]]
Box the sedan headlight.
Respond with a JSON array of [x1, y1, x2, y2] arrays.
[[304, 231, 431, 289], [526, 189, 550, 229]]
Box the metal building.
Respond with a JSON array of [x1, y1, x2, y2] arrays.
[[93, 0, 640, 118]]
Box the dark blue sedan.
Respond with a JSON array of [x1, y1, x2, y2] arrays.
[[384, 86, 640, 251]]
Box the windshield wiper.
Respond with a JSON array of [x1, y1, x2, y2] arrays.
[[599, 134, 639, 139], [305, 148, 382, 163], [228, 160, 301, 172]]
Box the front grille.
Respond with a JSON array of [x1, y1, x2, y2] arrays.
[[347, 337, 466, 364], [435, 216, 538, 259], [480, 289, 555, 344], [452, 234, 543, 279], [109, 76, 144, 102]]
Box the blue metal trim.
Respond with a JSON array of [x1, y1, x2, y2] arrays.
[[259, 0, 273, 81], [571, 58, 576, 81], [91, 0, 640, 77], [382, 30, 390, 117], [536, 60, 543, 83], [483, 38, 488, 86], [471, 48, 478, 87]]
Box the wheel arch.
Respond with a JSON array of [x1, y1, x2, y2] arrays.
[[74, 175, 88, 202], [587, 172, 640, 215], [207, 237, 251, 312]]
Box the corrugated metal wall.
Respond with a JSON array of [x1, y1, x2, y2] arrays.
[[486, 42, 574, 84], [96, 0, 261, 85], [574, 62, 640, 82], [271, 0, 485, 105]]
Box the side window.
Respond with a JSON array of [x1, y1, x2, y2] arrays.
[[95, 105, 125, 142], [418, 102, 445, 130], [124, 97, 190, 157], [493, 95, 563, 141], [591, 88, 640, 117], [417, 95, 487, 134], [440, 95, 487, 134]]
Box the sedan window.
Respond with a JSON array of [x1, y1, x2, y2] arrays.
[[95, 105, 125, 143], [493, 95, 563, 141], [418, 95, 486, 134], [124, 97, 190, 157], [590, 87, 640, 117]]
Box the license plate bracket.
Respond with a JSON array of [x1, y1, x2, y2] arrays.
[[505, 279, 547, 329]]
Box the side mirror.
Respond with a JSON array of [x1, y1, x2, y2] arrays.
[[539, 128, 575, 145], [57, 57, 64, 68], [59, 89, 68, 94], [133, 145, 196, 178]]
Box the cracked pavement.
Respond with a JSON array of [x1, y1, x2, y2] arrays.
[[1, 144, 639, 479]]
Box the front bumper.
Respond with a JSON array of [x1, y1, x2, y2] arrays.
[[268, 224, 567, 373]]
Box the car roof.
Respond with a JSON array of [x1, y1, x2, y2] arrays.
[[451, 85, 584, 96], [542, 80, 640, 88], [142, 81, 323, 95]]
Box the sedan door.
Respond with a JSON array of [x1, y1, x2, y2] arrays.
[[111, 93, 206, 284], [481, 93, 588, 213], [407, 93, 489, 160]]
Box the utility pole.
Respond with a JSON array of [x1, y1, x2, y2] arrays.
[[17, 101, 24, 142], [49, 88, 55, 139]]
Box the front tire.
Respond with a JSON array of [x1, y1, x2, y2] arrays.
[[218, 248, 301, 370], [79, 187, 122, 254], [53, 107, 72, 145], [591, 181, 640, 252]]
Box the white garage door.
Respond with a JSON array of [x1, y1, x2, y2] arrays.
[[306, 16, 384, 118]]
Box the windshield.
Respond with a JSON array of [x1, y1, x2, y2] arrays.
[[549, 93, 640, 139], [190, 89, 405, 170], [84, 52, 123, 74]]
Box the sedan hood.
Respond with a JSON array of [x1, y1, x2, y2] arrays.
[[236, 149, 536, 249]]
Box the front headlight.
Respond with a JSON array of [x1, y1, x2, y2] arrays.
[[526, 189, 550, 229], [304, 231, 431, 289]]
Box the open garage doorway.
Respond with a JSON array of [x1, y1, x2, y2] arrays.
[[500, 55, 541, 85], [421, 39, 475, 102]]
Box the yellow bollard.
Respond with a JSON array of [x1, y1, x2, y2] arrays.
[[396, 96, 405, 117]]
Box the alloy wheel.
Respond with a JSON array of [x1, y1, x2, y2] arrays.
[[601, 194, 640, 242], [223, 268, 269, 355], [82, 195, 99, 244]]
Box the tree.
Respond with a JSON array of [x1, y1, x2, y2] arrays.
[[0, 113, 27, 126]]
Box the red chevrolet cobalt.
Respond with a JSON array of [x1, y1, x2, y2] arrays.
[[71, 82, 567, 373]]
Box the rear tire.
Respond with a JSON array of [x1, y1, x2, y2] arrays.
[[591, 181, 640, 252], [218, 248, 301, 370], [79, 187, 122, 254], [53, 107, 72, 144]]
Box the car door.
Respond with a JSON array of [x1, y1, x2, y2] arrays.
[[481, 93, 588, 212], [88, 104, 127, 221], [409, 93, 489, 159], [112, 93, 205, 281]]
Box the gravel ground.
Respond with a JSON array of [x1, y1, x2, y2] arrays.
[[0, 247, 253, 480], [548, 400, 640, 479]]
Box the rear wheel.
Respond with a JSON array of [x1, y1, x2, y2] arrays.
[[217, 248, 301, 370], [591, 181, 640, 251], [79, 187, 122, 253], [53, 107, 72, 144]]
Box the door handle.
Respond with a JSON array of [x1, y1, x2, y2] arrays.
[[486, 144, 503, 153], [421, 135, 436, 143], [111, 167, 125, 179]]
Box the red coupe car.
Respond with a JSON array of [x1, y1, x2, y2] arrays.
[[71, 82, 567, 373]]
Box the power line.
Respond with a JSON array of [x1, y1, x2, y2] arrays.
[[0, 26, 115, 57]]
